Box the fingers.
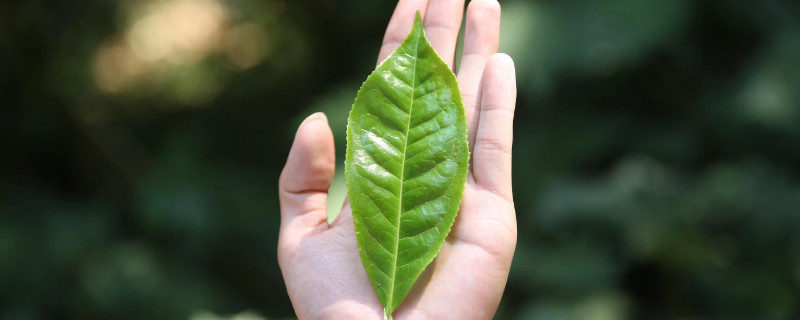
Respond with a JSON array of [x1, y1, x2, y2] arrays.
[[472, 54, 516, 201], [377, 0, 429, 65], [461, 0, 501, 59], [456, 0, 501, 155], [278, 112, 335, 229], [377, 0, 465, 70], [422, 0, 465, 69]]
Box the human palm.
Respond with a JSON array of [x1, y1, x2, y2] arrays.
[[278, 0, 517, 319]]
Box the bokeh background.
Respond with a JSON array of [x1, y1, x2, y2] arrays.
[[2, 0, 800, 319]]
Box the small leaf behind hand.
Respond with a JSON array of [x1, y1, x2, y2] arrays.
[[345, 13, 469, 317]]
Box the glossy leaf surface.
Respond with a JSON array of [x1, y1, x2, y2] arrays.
[[344, 14, 469, 316]]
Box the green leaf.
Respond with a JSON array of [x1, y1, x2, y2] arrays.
[[344, 13, 469, 317]]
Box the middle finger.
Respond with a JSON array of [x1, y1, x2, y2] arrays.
[[422, 0, 466, 70]]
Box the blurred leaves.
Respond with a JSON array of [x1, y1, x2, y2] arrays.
[[2, 0, 800, 319]]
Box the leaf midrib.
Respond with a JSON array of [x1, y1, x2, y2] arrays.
[[387, 30, 421, 312]]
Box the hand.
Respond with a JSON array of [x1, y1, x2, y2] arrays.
[[278, 0, 517, 318]]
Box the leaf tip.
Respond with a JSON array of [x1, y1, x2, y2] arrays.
[[413, 11, 423, 32]]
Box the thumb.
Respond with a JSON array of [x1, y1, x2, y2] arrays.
[[279, 112, 335, 231]]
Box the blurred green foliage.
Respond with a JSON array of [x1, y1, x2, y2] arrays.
[[1, 0, 799, 319]]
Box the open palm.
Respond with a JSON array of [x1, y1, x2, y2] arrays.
[[278, 0, 516, 319]]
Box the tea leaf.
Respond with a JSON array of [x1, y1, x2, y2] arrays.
[[344, 13, 469, 318]]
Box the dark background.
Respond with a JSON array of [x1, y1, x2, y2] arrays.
[[2, 0, 800, 319]]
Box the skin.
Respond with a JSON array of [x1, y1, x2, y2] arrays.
[[278, 0, 517, 319]]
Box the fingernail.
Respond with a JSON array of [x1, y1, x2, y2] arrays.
[[302, 112, 328, 125]]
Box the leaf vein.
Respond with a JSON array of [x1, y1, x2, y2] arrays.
[[356, 169, 400, 200], [407, 124, 454, 150], [377, 86, 410, 117], [357, 148, 401, 181], [401, 194, 449, 216], [398, 220, 443, 241], [413, 87, 437, 100], [363, 220, 394, 255], [361, 128, 402, 156], [386, 23, 423, 312], [406, 137, 456, 160], [362, 194, 398, 230], [389, 69, 413, 88], [407, 108, 444, 137], [365, 251, 390, 278], [403, 159, 447, 184]]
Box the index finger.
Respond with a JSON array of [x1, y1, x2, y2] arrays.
[[377, 0, 429, 65]]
